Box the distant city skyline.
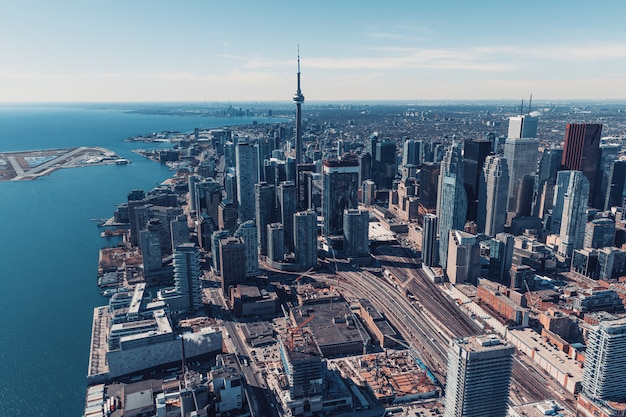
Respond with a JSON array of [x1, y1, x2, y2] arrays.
[[2, 1, 626, 102]]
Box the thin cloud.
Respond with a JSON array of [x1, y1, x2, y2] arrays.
[[0, 72, 121, 80], [244, 49, 511, 72], [473, 44, 626, 60]]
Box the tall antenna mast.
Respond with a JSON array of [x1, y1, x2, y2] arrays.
[[520, 98, 524, 115], [293, 45, 305, 201], [528, 94, 533, 114]]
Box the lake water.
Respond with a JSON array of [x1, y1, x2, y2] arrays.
[[0, 105, 277, 416]]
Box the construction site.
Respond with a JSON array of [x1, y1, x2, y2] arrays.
[[331, 351, 440, 405]]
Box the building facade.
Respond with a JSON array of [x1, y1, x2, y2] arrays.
[[422, 213, 438, 267], [478, 155, 509, 237], [322, 159, 359, 237], [343, 209, 370, 259], [278, 180, 297, 252], [172, 243, 203, 312], [294, 210, 318, 269], [553, 171, 590, 259], [582, 317, 626, 402], [503, 136, 539, 215], [234, 220, 259, 277], [437, 143, 467, 268], [255, 181, 276, 256], [219, 237, 246, 296], [561, 123, 602, 207], [235, 142, 259, 223], [443, 336, 514, 417]]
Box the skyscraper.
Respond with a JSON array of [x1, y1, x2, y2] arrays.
[[552, 171, 590, 259], [503, 113, 539, 216], [422, 214, 438, 267], [172, 243, 203, 312], [234, 220, 259, 277], [443, 336, 514, 417], [437, 143, 467, 268], [402, 138, 421, 167], [219, 237, 246, 296], [463, 138, 492, 222], [195, 178, 222, 228], [254, 181, 276, 256], [139, 218, 163, 282], [361, 179, 376, 206], [504, 136, 539, 215], [561, 123, 602, 207], [477, 155, 509, 237], [211, 230, 229, 274], [343, 209, 370, 258], [373, 140, 397, 189], [267, 223, 285, 263], [489, 232, 514, 284], [507, 114, 538, 139], [278, 180, 297, 252], [419, 162, 439, 210], [584, 218, 616, 249], [597, 144, 619, 210], [294, 210, 318, 269], [604, 160, 626, 210], [235, 142, 259, 223], [446, 230, 480, 285], [187, 175, 200, 213], [582, 317, 626, 402], [322, 158, 359, 237], [532, 148, 563, 216], [170, 214, 189, 251]]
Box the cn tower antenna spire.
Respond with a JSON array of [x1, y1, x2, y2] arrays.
[[293, 45, 305, 166], [297, 44, 301, 93]]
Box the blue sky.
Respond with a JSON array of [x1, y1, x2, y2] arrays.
[[1, 1, 625, 102]]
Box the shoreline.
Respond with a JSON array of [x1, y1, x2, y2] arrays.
[[0, 147, 129, 181]]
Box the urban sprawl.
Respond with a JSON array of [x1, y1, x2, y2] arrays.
[[82, 72, 626, 417]]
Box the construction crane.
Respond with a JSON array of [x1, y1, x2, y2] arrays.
[[385, 334, 417, 359], [287, 314, 315, 350], [295, 267, 315, 291], [291, 313, 315, 334]]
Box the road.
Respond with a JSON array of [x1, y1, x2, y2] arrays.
[[203, 273, 278, 417]]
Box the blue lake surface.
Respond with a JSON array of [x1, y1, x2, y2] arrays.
[[0, 105, 277, 417]]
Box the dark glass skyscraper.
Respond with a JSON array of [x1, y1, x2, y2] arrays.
[[605, 160, 626, 210], [463, 138, 492, 222], [561, 123, 602, 207], [254, 181, 276, 256], [322, 158, 359, 237], [278, 180, 297, 252], [419, 162, 439, 210]]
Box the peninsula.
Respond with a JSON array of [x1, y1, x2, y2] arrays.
[[0, 147, 129, 181]]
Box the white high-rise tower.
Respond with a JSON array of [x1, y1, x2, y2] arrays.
[[444, 336, 514, 417], [477, 155, 509, 236], [503, 113, 539, 215]]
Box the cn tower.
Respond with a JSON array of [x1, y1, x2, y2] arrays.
[[293, 48, 305, 165]]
